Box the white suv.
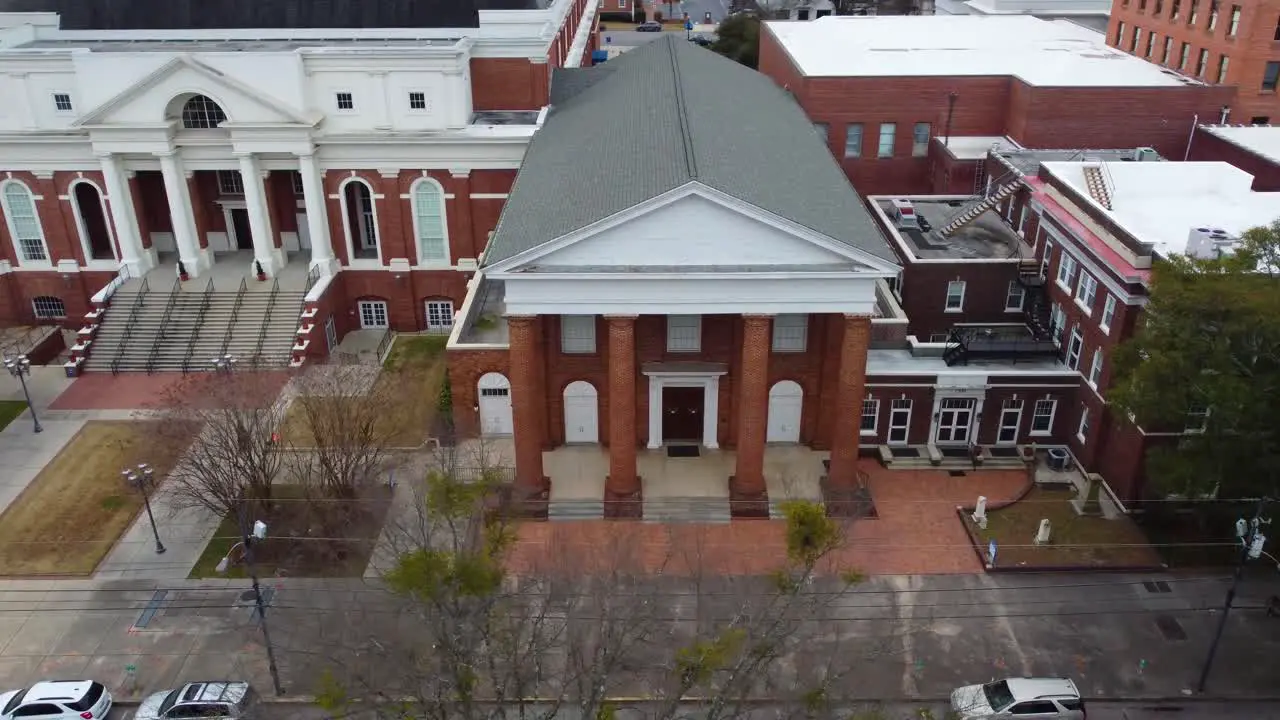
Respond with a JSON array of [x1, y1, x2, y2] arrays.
[[0, 681, 112, 720], [950, 677, 1087, 719]]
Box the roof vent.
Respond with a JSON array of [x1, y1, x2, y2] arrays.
[[890, 199, 919, 229]]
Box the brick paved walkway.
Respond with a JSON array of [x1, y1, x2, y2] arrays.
[[507, 462, 1029, 576], [51, 371, 290, 410]]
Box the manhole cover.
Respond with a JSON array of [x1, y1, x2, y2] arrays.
[[240, 590, 257, 602], [1155, 615, 1187, 641]]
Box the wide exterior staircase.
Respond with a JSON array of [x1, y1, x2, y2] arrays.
[[84, 277, 305, 373]]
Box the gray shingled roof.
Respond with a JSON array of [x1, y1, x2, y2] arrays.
[[483, 35, 898, 267]]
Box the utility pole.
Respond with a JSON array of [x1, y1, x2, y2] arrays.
[[1196, 496, 1268, 693]]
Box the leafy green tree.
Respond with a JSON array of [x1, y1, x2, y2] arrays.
[[710, 13, 761, 69], [1110, 219, 1280, 500]]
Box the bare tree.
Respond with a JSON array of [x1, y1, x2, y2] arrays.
[[144, 369, 288, 517]]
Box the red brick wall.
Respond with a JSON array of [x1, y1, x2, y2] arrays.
[[897, 259, 1026, 341], [1188, 126, 1280, 190], [448, 347, 512, 438], [470, 58, 551, 111]]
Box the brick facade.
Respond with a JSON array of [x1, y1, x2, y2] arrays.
[[605, 315, 639, 502], [1107, 0, 1280, 123], [731, 315, 771, 498], [1188, 126, 1280, 190]]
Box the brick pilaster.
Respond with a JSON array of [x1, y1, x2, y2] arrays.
[[732, 315, 772, 507], [507, 315, 550, 501], [827, 315, 872, 492], [605, 315, 640, 516], [449, 171, 476, 261]]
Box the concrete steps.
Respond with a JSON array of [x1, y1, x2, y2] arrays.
[[643, 498, 731, 523]]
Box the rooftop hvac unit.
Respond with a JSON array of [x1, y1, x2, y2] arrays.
[[890, 199, 919, 230], [1133, 147, 1159, 162], [1186, 226, 1239, 260]]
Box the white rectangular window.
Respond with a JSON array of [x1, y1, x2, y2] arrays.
[[52, 93, 73, 112], [408, 92, 428, 111], [292, 171, 305, 197], [1040, 240, 1054, 279], [217, 170, 245, 196], [336, 92, 355, 110], [771, 314, 808, 353], [1077, 404, 1091, 443], [1089, 348, 1104, 388], [844, 123, 863, 158], [666, 315, 701, 353], [560, 315, 596, 354], [1005, 281, 1025, 311], [1050, 304, 1067, 346], [1067, 328, 1083, 370], [945, 280, 966, 311], [1076, 272, 1097, 313], [1031, 399, 1056, 435], [358, 300, 388, 329], [911, 122, 931, 157], [1185, 402, 1210, 432], [1100, 294, 1117, 334], [860, 398, 879, 434], [31, 296, 66, 319], [425, 300, 455, 334], [877, 123, 896, 158], [1056, 253, 1078, 289]]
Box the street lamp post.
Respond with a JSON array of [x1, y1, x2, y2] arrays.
[[216, 509, 285, 695], [122, 463, 166, 554], [211, 353, 238, 375], [3, 354, 42, 433], [1196, 496, 1269, 693]]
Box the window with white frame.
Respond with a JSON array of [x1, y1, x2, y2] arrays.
[[412, 180, 449, 265], [911, 122, 930, 157], [424, 300, 454, 334], [1066, 328, 1083, 370], [216, 170, 245, 196], [1077, 404, 1090, 442], [179, 95, 227, 129], [1030, 399, 1056, 435], [860, 398, 879, 434], [1040, 239, 1054, 279], [844, 123, 863, 158], [666, 315, 701, 352], [1005, 281, 1025, 311], [945, 280, 965, 311], [358, 300, 388, 329], [1089, 348, 1103, 388], [31, 296, 65, 319], [1050, 305, 1067, 346], [292, 171, 305, 197], [1056, 253, 1078, 289], [1100, 294, 1117, 334], [877, 123, 896, 158], [335, 92, 355, 110], [1076, 272, 1097, 312], [1185, 402, 1210, 432], [1, 182, 48, 262], [771, 314, 807, 352], [560, 315, 597, 354], [52, 93, 73, 112], [408, 92, 428, 111]]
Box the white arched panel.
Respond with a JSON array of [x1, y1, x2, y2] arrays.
[[562, 380, 599, 444], [766, 380, 803, 444], [478, 372, 513, 437]]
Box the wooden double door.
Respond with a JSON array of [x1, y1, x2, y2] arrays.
[[662, 386, 704, 442]]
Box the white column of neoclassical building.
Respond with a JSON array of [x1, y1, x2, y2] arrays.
[[155, 150, 205, 278], [96, 152, 151, 276], [296, 149, 336, 275], [236, 152, 282, 276]]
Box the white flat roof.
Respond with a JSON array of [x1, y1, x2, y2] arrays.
[[1199, 124, 1280, 167], [765, 16, 1199, 87], [1042, 160, 1280, 257]]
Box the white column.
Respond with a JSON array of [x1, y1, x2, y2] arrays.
[[704, 375, 720, 450], [156, 150, 204, 278], [297, 150, 336, 275], [236, 153, 280, 277], [647, 375, 662, 450], [97, 153, 152, 275]]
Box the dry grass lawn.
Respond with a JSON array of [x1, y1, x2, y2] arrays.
[[965, 487, 1161, 569], [0, 420, 184, 576]]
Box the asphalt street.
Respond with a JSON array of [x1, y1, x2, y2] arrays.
[[105, 700, 1280, 720]]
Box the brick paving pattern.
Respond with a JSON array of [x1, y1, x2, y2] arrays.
[[50, 371, 290, 410], [507, 463, 1028, 576]]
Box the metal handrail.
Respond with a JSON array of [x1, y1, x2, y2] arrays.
[[110, 275, 151, 375], [219, 277, 249, 358], [375, 329, 394, 364], [180, 277, 217, 374], [304, 263, 321, 294], [252, 277, 280, 366], [144, 277, 183, 375]]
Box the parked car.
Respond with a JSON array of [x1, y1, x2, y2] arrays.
[[0, 681, 112, 720], [950, 677, 1086, 719], [637, 21, 663, 31], [135, 682, 257, 720]]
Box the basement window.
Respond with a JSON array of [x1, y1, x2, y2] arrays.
[[32, 296, 66, 319]]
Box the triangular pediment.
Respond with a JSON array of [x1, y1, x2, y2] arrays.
[[74, 55, 316, 128], [487, 183, 899, 275]]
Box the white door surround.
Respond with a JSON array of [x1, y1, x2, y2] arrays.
[[887, 398, 912, 446], [766, 380, 802, 444], [996, 402, 1023, 445], [478, 372, 514, 437], [563, 380, 599, 444], [929, 374, 987, 447], [644, 368, 725, 449]]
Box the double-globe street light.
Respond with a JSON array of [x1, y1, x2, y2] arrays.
[[122, 463, 166, 555], [3, 354, 42, 433]]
